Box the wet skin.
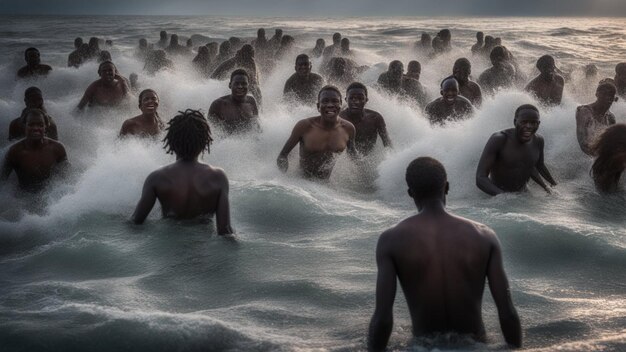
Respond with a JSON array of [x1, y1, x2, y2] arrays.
[[120, 91, 162, 137], [208, 74, 260, 134], [525, 62, 564, 106], [476, 110, 557, 195], [77, 63, 131, 109], [576, 88, 617, 156], [339, 88, 392, 155], [453, 62, 482, 106], [425, 79, 474, 125], [9, 92, 58, 141], [277, 89, 357, 179], [17, 49, 52, 78], [2, 113, 68, 191], [283, 56, 324, 104]]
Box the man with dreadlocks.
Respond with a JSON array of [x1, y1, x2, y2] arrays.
[[132, 109, 234, 236], [77, 61, 131, 110], [120, 89, 164, 137], [208, 69, 260, 135]]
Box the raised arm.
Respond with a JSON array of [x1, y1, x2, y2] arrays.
[[368, 231, 397, 352], [345, 122, 359, 160], [486, 232, 522, 348], [476, 133, 506, 196], [77, 83, 95, 110], [132, 172, 158, 224], [376, 114, 393, 149], [535, 136, 557, 187], [277, 120, 306, 172], [215, 170, 234, 236]]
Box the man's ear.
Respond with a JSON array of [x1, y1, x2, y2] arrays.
[[407, 188, 414, 198], [445, 181, 450, 195]]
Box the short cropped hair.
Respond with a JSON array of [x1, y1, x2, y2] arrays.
[[318, 85, 342, 101], [405, 157, 448, 199], [230, 69, 249, 82], [295, 54, 309, 63], [346, 82, 368, 96], [514, 104, 539, 118], [597, 81, 617, 95]]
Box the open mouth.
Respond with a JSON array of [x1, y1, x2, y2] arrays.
[[522, 131, 533, 138]]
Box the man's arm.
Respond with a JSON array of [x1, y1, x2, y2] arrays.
[[215, 170, 234, 236], [277, 120, 306, 172], [77, 84, 95, 110], [1, 148, 16, 181], [575, 107, 594, 155], [535, 136, 557, 186], [376, 114, 393, 149], [486, 231, 522, 348], [132, 172, 158, 224], [345, 122, 359, 159], [476, 133, 506, 196], [207, 99, 221, 124], [368, 231, 397, 352]]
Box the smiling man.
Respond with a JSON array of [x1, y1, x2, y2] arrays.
[[17, 47, 52, 79], [277, 85, 357, 179], [476, 104, 557, 195], [424, 77, 474, 125], [208, 69, 260, 134], [77, 61, 131, 110]]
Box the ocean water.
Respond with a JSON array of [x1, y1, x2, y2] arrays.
[[0, 15, 625, 351]]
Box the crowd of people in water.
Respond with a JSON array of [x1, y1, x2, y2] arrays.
[[3, 27, 626, 350]]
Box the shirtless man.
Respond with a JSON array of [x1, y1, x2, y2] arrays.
[[452, 58, 482, 106], [378, 60, 428, 107], [311, 38, 325, 58], [211, 44, 262, 105], [208, 69, 260, 134], [576, 81, 617, 156], [157, 30, 168, 48], [322, 33, 342, 59], [166, 34, 186, 56], [368, 157, 521, 351], [268, 29, 283, 52], [404, 61, 421, 81], [277, 85, 356, 179], [132, 109, 233, 236], [2, 109, 68, 191], [425, 77, 474, 125], [476, 104, 557, 195], [525, 55, 564, 106], [614, 62, 626, 99], [340, 38, 353, 57], [120, 89, 163, 137], [77, 61, 131, 110], [283, 54, 324, 105], [68, 38, 86, 68], [339, 82, 392, 155], [9, 87, 58, 141], [471, 31, 484, 54], [478, 46, 516, 95], [17, 48, 52, 79]]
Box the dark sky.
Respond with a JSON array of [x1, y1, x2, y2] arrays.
[[1, 0, 625, 16]]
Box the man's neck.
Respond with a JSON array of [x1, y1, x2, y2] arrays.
[[346, 108, 364, 120], [141, 112, 158, 123], [591, 102, 610, 116], [25, 138, 44, 149], [416, 198, 447, 214], [231, 95, 246, 104]]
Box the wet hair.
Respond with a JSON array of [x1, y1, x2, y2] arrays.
[[170, 34, 179, 45], [584, 64, 598, 77], [438, 29, 451, 41], [139, 38, 148, 47], [219, 41, 231, 54], [453, 58, 471, 71], [346, 82, 368, 96], [406, 157, 447, 199], [484, 36, 495, 44], [295, 53, 310, 62], [591, 124, 626, 193], [186, 38, 193, 47], [514, 104, 539, 118], [24, 47, 39, 59], [315, 38, 325, 47], [280, 35, 294, 47], [163, 109, 213, 160], [341, 38, 350, 48], [536, 55, 555, 71], [389, 60, 403, 70], [24, 86, 42, 98], [138, 89, 164, 129], [318, 85, 342, 101], [230, 68, 249, 82], [257, 28, 265, 37], [407, 60, 421, 73], [476, 31, 484, 39]]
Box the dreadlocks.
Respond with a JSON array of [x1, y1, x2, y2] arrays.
[[162, 109, 213, 160]]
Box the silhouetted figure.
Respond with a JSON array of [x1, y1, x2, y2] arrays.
[[432, 29, 451, 55], [614, 62, 626, 99], [157, 30, 168, 48], [425, 77, 474, 125], [268, 29, 283, 52], [311, 38, 326, 58], [404, 60, 421, 81], [283, 54, 324, 105], [377, 60, 427, 106], [68, 43, 89, 68], [192, 46, 213, 77], [340, 38, 353, 57], [471, 32, 484, 54], [323, 32, 342, 59], [478, 46, 515, 95], [98, 50, 112, 63], [591, 124, 626, 193], [9, 87, 58, 141], [229, 37, 243, 52], [274, 35, 295, 61], [144, 50, 174, 75], [166, 34, 187, 56], [86, 37, 101, 60], [525, 55, 564, 106], [452, 58, 482, 106], [416, 32, 432, 54], [17, 48, 52, 79], [215, 41, 233, 67], [135, 38, 151, 60], [481, 36, 495, 57], [576, 81, 617, 156]]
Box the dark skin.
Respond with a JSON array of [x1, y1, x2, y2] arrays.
[[424, 79, 474, 125], [120, 91, 162, 137], [478, 50, 515, 95], [277, 89, 357, 179], [208, 74, 260, 134], [283, 56, 324, 104], [2, 113, 68, 191], [132, 156, 233, 236], [576, 88, 617, 156], [368, 188, 522, 351], [476, 110, 557, 196], [211, 46, 262, 105], [453, 62, 483, 107], [378, 62, 428, 107], [8, 92, 58, 141], [471, 32, 484, 54], [525, 60, 564, 106], [339, 88, 392, 155], [77, 63, 131, 110], [17, 49, 52, 79], [615, 63, 626, 98]]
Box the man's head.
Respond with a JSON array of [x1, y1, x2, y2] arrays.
[[389, 60, 404, 82], [24, 108, 48, 141], [341, 38, 350, 52], [163, 109, 213, 160], [257, 28, 266, 39], [186, 38, 193, 48], [74, 37, 83, 49], [197, 45, 209, 57], [420, 33, 431, 46], [453, 58, 471, 83], [207, 42, 218, 56], [229, 37, 241, 48], [490, 46, 507, 66], [494, 37, 502, 46], [219, 41, 231, 56], [407, 60, 421, 79], [476, 31, 484, 42], [484, 36, 494, 47], [315, 38, 325, 48], [595, 81, 617, 107], [24, 48, 40, 66], [139, 38, 148, 48], [229, 69, 249, 99], [170, 34, 179, 46], [238, 44, 254, 60], [406, 157, 449, 205], [295, 54, 311, 76], [274, 29, 283, 38], [138, 89, 159, 114], [615, 62, 626, 77], [346, 82, 368, 112], [280, 35, 294, 49], [24, 86, 43, 109], [78, 43, 89, 56], [438, 29, 451, 42], [513, 104, 540, 143], [160, 31, 167, 40], [536, 55, 556, 78], [440, 77, 459, 104], [584, 64, 598, 78], [98, 61, 116, 82], [332, 32, 341, 45], [317, 85, 342, 122], [98, 50, 112, 63], [88, 37, 99, 49]]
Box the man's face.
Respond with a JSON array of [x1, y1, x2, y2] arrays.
[[596, 87, 616, 106], [440, 80, 459, 104], [539, 62, 556, 79], [25, 94, 43, 109], [453, 65, 470, 82], [99, 63, 116, 82], [514, 110, 540, 143], [139, 91, 159, 114], [295, 58, 311, 76], [346, 88, 367, 112], [390, 63, 403, 82], [25, 50, 40, 66], [25, 113, 46, 140], [317, 90, 342, 122], [229, 74, 249, 98]]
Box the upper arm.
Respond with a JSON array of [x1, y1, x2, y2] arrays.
[[77, 84, 95, 110], [485, 231, 516, 317], [215, 170, 233, 235], [477, 133, 505, 177], [132, 172, 159, 224], [278, 120, 306, 157], [208, 100, 220, 121], [373, 232, 397, 318]]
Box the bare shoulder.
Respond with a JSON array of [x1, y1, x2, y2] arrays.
[[245, 96, 258, 106], [339, 118, 356, 133], [490, 130, 509, 143], [450, 213, 498, 243], [295, 117, 315, 130], [7, 139, 26, 154], [365, 108, 384, 120]]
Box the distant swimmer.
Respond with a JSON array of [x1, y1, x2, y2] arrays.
[[478, 46, 515, 95], [525, 55, 564, 106], [339, 82, 392, 155], [77, 61, 131, 110], [452, 58, 482, 106], [68, 40, 88, 68], [476, 104, 557, 195], [404, 60, 421, 81], [268, 28, 283, 52], [591, 124, 626, 193], [424, 77, 474, 125], [253, 28, 269, 54], [135, 38, 151, 60], [9, 87, 58, 141], [322, 32, 342, 59], [432, 29, 451, 55], [211, 44, 262, 105], [277, 85, 357, 179], [339, 38, 353, 57], [311, 38, 325, 58], [228, 37, 243, 52], [120, 89, 164, 137], [576, 81, 617, 156], [368, 157, 522, 351], [215, 41, 233, 67], [144, 50, 174, 75], [614, 62, 626, 99], [98, 50, 112, 63], [416, 33, 432, 54], [166, 34, 187, 56], [480, 36, 495, 57], [73, 37, 83, 50], [2, 109, 68, 192], [471, 31, 484, 54], [325, 57, 357, 89], [157, 30, 168, 48], [283, 54, 324, 105], [274, 35, 295, 61], [186, 38, 193, 52], [86, 37, 101, 60], [17, 48, 52, 79], [131, 109, 234, 236], [378, 60, 427, 107], [208, 69, 260, 134], [192, 46, 213, 77], [584, 64, 598, 80]]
